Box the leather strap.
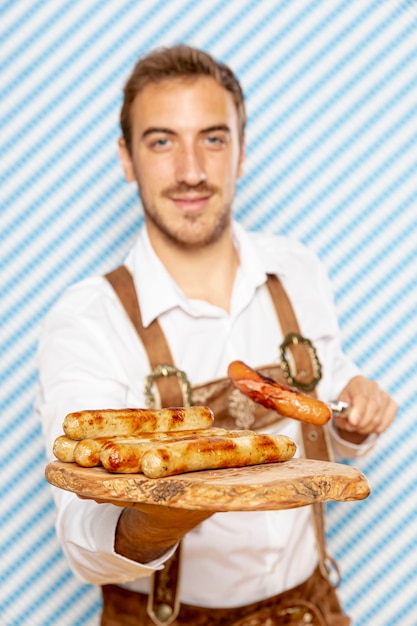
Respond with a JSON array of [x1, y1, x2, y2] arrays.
[[147, 544, 182, 626], [106, 267, 184, 408], [266, 276, 337, 581], [266, 275, 319, 389]]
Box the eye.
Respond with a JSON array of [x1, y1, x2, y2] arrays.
[[151, 137, 171, 149], [205, 134, 227, 149]]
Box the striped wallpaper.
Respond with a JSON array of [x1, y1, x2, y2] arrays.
[[1, 1, 416, 625]]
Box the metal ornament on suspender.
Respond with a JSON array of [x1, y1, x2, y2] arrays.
[[144, 364, 192, 410], [279, 332, 322, 393]]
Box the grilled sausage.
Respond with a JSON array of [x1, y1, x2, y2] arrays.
[[227, 360, 331, 425], [63, 406, 214, 440], [140, 433, 296, 478], [99, 429, 256, 473], [53, 435, 79, 462]]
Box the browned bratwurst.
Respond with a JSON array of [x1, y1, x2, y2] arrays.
[[63, 406, 214, 440], [140, 433, 296, 478], [100, 429, 257, 473], [227, 360, 331, 425], [53, 436, 78, 462]]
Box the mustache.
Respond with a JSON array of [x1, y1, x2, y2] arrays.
[[161, 182, 218, 197]]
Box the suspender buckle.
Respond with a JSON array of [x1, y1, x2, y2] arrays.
[[144, 364, 192, 408], [279, 333, 322, 393]]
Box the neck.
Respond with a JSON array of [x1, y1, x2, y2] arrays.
[[147, 225, 239, 312]]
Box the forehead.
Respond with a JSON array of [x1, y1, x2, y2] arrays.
[[130, 76, 239, 135]]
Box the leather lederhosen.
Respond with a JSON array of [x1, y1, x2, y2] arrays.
[[102, 266, 349, 626]]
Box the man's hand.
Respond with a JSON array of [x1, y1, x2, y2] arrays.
[[114, 501, 212, 564], [79, 495, 212, 563], [334, 375, 397, 443]]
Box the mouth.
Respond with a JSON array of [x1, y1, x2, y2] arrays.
[[170, 194, 211, 213]]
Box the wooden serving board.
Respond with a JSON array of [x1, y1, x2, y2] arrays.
[[45, 459, 370, 512]]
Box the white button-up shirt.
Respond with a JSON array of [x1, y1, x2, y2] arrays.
[[36, 222, 374, 608]]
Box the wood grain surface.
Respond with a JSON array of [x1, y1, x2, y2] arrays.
[[45, 459, 370, 511]]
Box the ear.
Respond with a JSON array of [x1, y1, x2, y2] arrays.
[[237, 140, 245, 178], [117, 138, 136, 182]]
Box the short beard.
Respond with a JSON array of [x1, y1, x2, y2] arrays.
[[140, 181, 233, 250], [143, 202, 232, 250]]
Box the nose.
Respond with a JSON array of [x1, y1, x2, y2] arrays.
[[175, 141, 207, 186]]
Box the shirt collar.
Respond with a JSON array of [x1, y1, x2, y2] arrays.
[[125, 222, 268, 327], [233, 221, 267, 286]]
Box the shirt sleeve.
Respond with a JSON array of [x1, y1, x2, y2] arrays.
[[53, 488, 178, 585], [36, 278, 172, 584], [327, 421, 378, 460]]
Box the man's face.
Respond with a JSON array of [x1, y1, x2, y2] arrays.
[[119, 76, 245, 249]]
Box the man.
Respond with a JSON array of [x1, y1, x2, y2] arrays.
[[37, 45, 397, 625]]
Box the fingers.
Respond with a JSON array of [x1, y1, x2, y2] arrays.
[[128, 503, 213, 535], [337, 376, 397, 436], [77, 495, 126, 506]]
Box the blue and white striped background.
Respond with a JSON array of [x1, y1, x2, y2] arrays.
[[1, 1, 416, 624]]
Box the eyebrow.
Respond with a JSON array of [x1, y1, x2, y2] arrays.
[[141, 124, 231, 139], [141, 127, 175, 139], [202, 124, 231, 134]]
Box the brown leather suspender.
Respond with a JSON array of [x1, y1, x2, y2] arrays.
[[105, 268, 184, 408], [105, 266, 336, 624]]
